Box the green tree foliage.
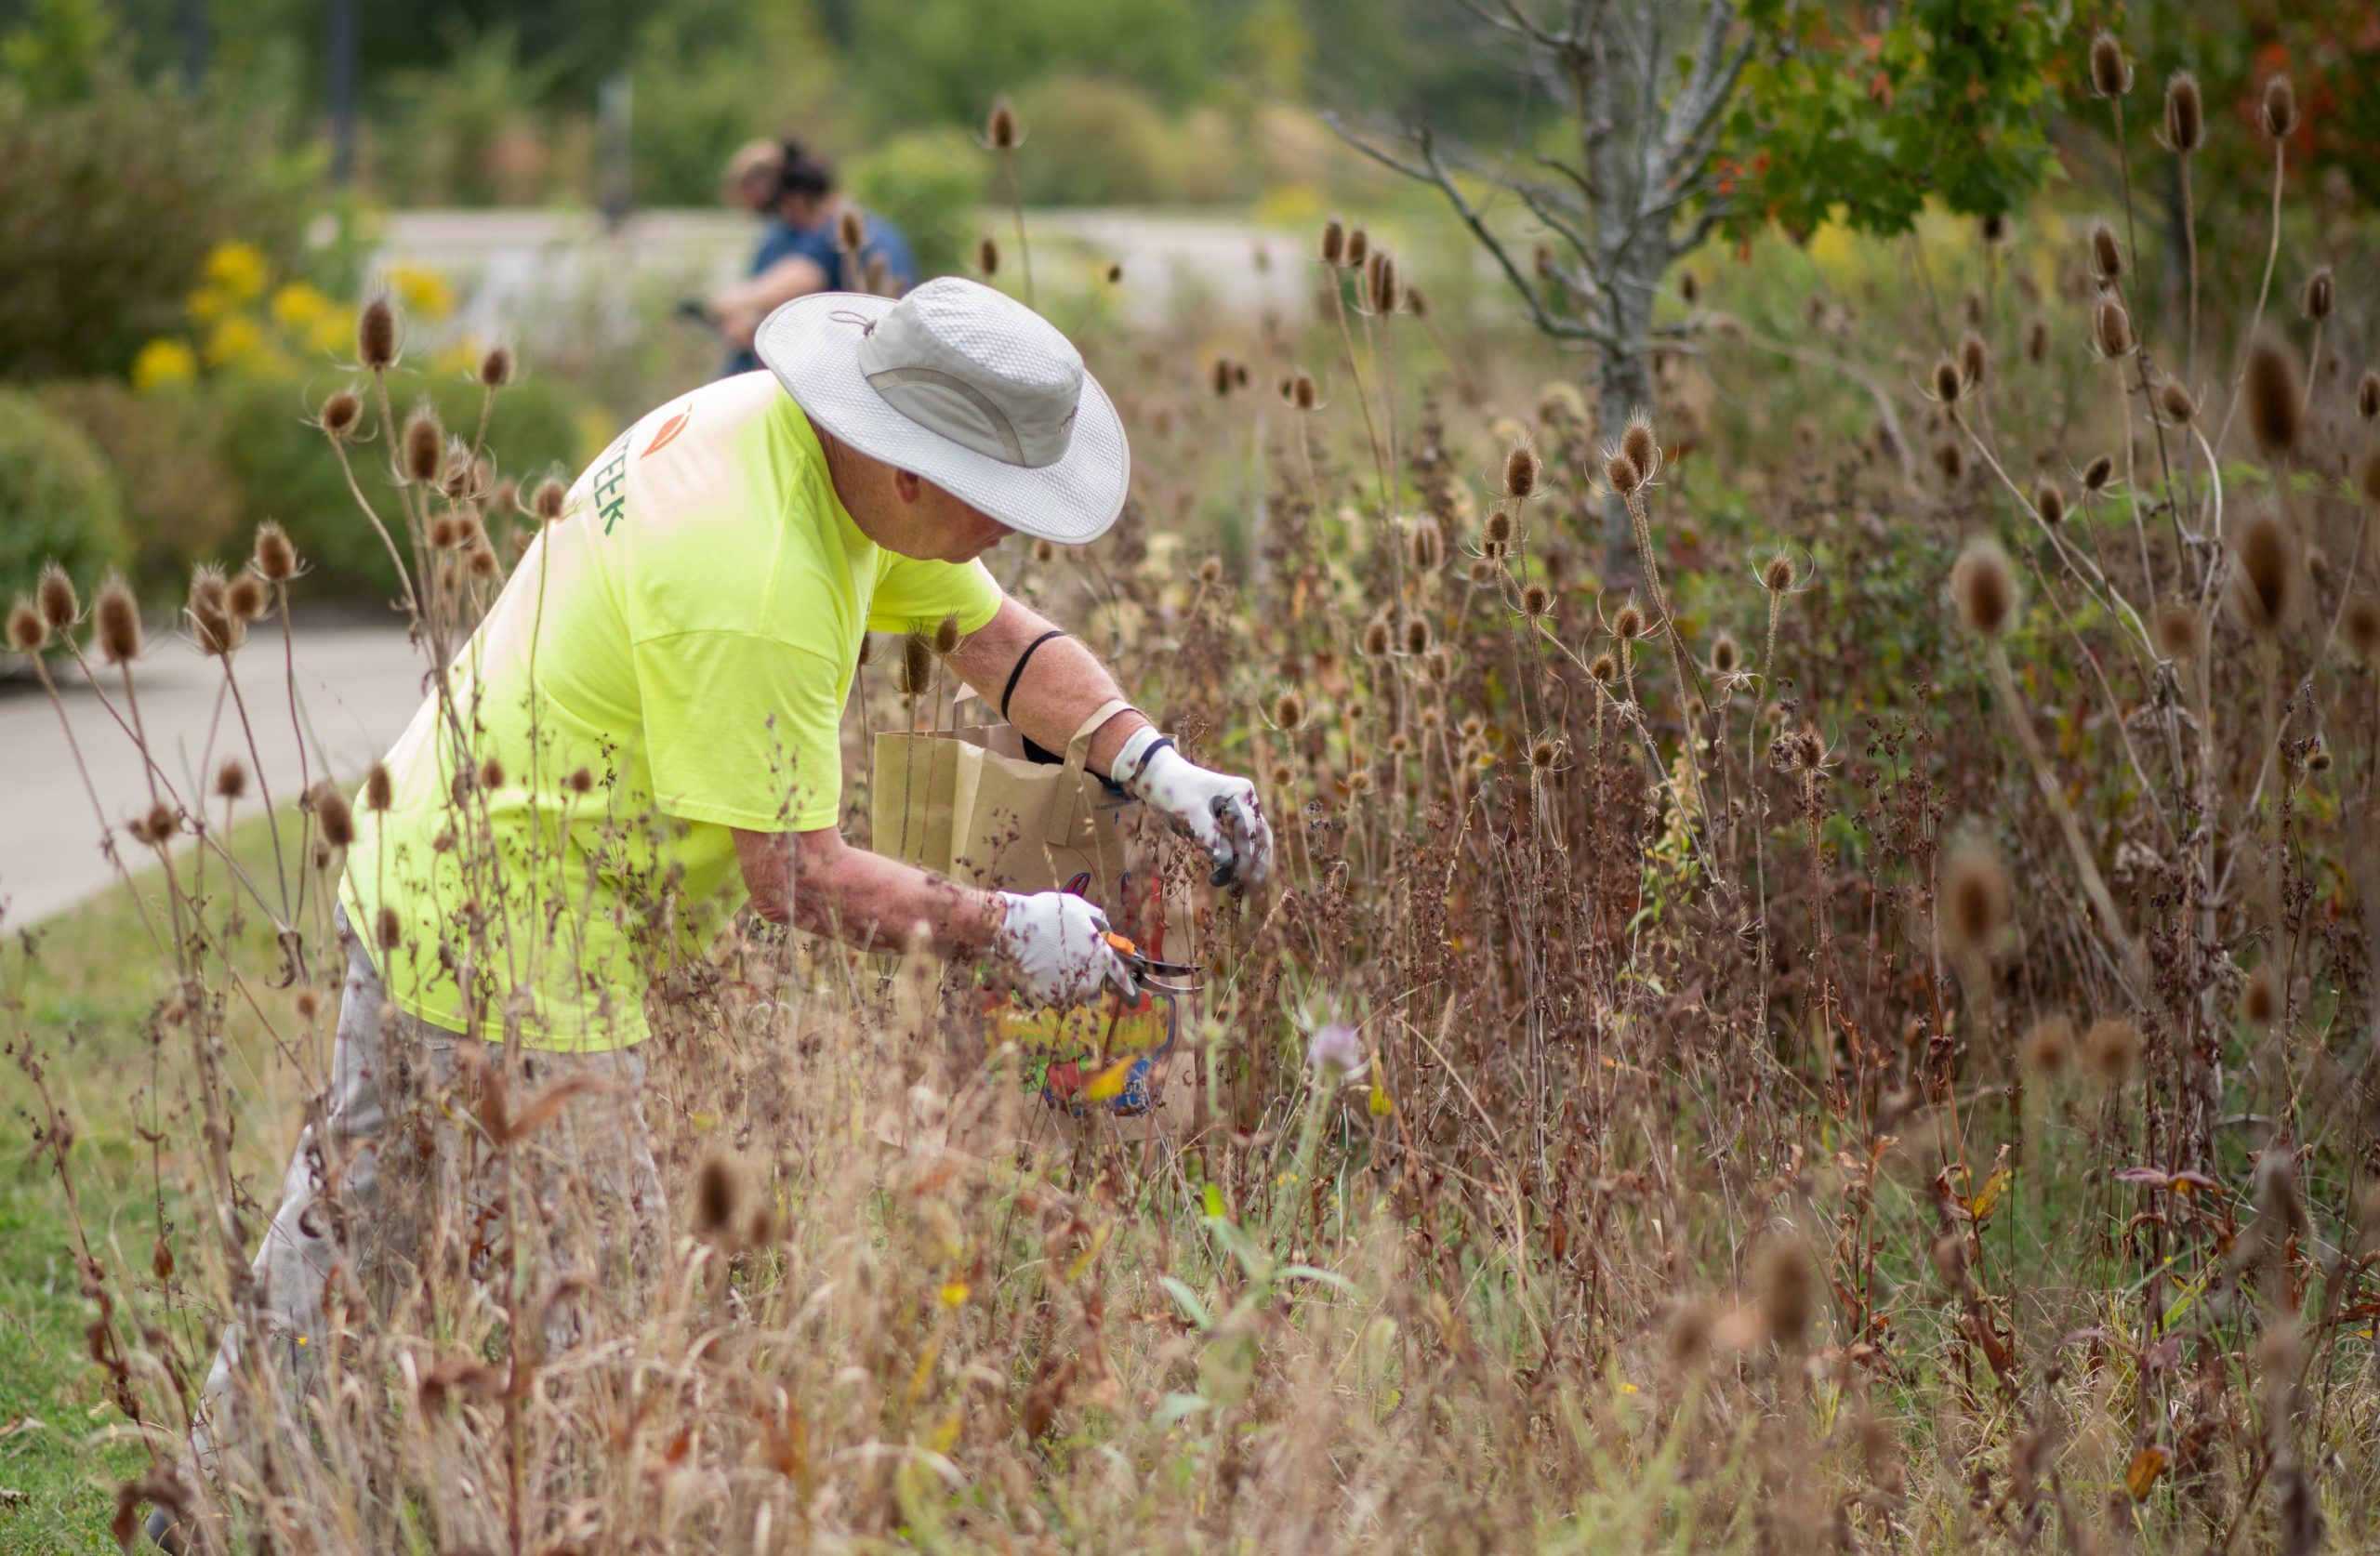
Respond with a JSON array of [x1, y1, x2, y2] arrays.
[[844, 0, 1214, 128], [1728, 0, 2064, 240], [0, 389, 127, 615]]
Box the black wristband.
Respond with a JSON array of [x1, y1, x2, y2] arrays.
[[1000, 628, 1067, 721], [1124, 735, 1175, 788]]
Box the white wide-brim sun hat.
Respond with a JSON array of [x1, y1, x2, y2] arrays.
[[754, 276, 1130, 546]]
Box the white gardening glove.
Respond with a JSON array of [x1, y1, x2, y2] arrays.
[[993, 890, 1137, 1007], [1111, 726, 1275, 889]]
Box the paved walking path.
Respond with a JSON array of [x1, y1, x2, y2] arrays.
[[0, 625, 427, 926]]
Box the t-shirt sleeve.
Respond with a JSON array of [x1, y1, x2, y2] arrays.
[[866, 556, 1003, 636], [632, 631, 846, 832]]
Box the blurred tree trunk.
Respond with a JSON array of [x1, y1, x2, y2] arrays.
[[1334, 0, 1748, 562]]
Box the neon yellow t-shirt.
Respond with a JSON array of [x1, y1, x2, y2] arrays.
[[341, 371, 1003, 1050]]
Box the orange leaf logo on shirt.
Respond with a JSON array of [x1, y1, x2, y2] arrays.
[[643, 408, 693, 458]]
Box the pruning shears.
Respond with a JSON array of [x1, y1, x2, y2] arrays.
[[1103, 930, 1202, 999]]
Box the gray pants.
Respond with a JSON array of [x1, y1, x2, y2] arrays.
[[192, 906, 665, 1478]]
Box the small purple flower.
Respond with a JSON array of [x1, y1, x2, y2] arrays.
[[1307, 1021, 1364, 1077]]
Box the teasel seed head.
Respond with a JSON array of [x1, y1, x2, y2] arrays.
[[1941, 843, 2011, 956], [2156, 378, 2197, 424], [2081, 453, 2115, 494], [2341, 595, 2380, 663], [1029, 537, 1055, 566], [252, 521, 298, 584], [95, 575, 140, 664], [2019, 1015, 2076, 1080], [1933, 440, 1965, 483], [1950, 536, 2017, 638], [374, 903, 403, 951], [932, 612, 964, 656], [188, 565, 241, 657], [1611, 600, 1645, 640], [2242, 965, 2278, 1026], [1958, 332, 1989, 390], [1484, 508, 1515, 548], [429, 515, 459, 550], [314, 784, 355, 849], [2356, 370, 2380, 421], [2262, 74, 2297, 139], [2087, 220, 2124, 284], [1271, 689, 1306, 731], [2163, 72, 2203, 152], [2091, 295, 2134, 358], [319, 388, 363, 440], [1403, 283, 1428, 316], [898, 633, 934, 696], [478, 344, 513, 389], [1710, 633, 1740, 676], [2084, 1017, 2142, 1087], [562, 765, 594, 796], [1409, 518, 1444, 572], [2359, 446, 2380, 507], [1402, 616, 1431, 656], [2155, 599, 2204, 661], [37, 561, 78, 629], [403, 402, 443, 483], [1527, 736, 1558, 771], [1424, 644, 1453, 684], [1319, 217, 1345, 267], [1762, 553, 1797, 594], [2088, 31, 2131, 98], [1978, 211, 2007, 245], [1469, 556, 1497, 583], [1361, 618, 1392, 658], [836, 207, 866, 254], [1755, 1235, 1814, 1348], [2300, 266, 2334, 323], [224, 572, 268, 623], [136, 802, 176, 846], [1931, 356, 1964, 405], [358, 294, 397, 369], [528, 476, 566, 522], [976, 234, 999, 276], [2234, 510, 2296, 632], [469, 543, 499, 580], [1588, 652, 1619, 685], [7, 600, 46, 654], [1621, 413, 1659, 481], [1368, 251, 1399, 314], [1501, 442, 1541, 501], [1605, 449, 1644, 496], [2033, 480, 2067, 527], [214, 757, 247, 800], [985, 95, 1020, 151], [364, 762, 393, 812], [2024, 315, 2049, 364], [2243, 337, 2303, 456], [1345, 227, 1369, 268], [1211, 357, 1235, 398], [1289, 372, 1318, 412]]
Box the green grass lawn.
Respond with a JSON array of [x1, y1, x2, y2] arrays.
[[2, 812, 322, 1551]]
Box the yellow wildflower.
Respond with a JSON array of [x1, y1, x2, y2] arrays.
[[202, 315, 274, 372], [269, 281, 335, 333], [131, 337, 200, 392], [389, 263, 456, 322], [203, 241, 271, 302]]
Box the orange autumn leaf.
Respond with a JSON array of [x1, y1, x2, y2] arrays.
[[2125, 1445, 2169, 1502]]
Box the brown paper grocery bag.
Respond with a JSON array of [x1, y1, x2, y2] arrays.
[[870, 698, 1197, 1153]]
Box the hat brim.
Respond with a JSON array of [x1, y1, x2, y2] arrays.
[[754, 291, 1129, 546]]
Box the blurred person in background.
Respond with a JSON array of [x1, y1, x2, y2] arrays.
[[712, 138, 918, 374]]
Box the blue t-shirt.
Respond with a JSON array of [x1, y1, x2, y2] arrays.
[[723, 208, 920, 376]]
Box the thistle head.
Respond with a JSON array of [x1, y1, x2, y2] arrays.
[[2262, 74, 2297, 139], [1610, 599, 1645, 641], [1605, 450, 1643, 496], [2163, 72, 2203, 152], [2300, 266, 2334, 323], [1271, 689, 1306, 731], [2091, 295, 2135, 359], [1319, 217, 1345, 267], [836, 207, 866, 254], [1710, 633, 1740, 677], [224, 572, 268, 623], [7, 600, 46, 654], [2156, 379, 2197, 425], [2356, 370, 2379, 421], [253, 521, 298, 583], [2155, 600, 2204, 661], [1620, 413, 1659, 481], [985, 95, 1020, 151], [2081, 454, 2115, 494], [1345, 228, 1369, 268], [403, 402, 443, 483], [2088, 31, 2131, 98], [1931, 356, 1964, 406], [358, 294, 397, 369], [1361, 618, 1391, 658], [1409, 518, 1444, 573], [214, 758, 247, 801], [36, 561, 78, 630], [478, 344, 513, 389], [2233, 510, 2297, 633], [319, 389, 363, 440], [976, 234, 999, 276], [1950, 537, 2017, 638], [1940, 843, 2012, 957], [2087, 220, 2124, 284], [531, 477, 568, 521], [1519, 581, 1554, 622], [364, 762, 393, 811], [2084, 1017, 2142, 1087], [95, 575, 140, 665], [187, 565, 242, 657], [2033, 481, 2067, 527], [2342, 595, 2380, 663], [1957, 333, 1989, 391], [1501, 442, 1541, 501], [1367, 250, 1400, 314], [1402, 616, 1432, 656], [2243, 336, 2303, 456], [314, 782, 355, 850]]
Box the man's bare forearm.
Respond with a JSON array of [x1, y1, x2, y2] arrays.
[[734, 826, 1000, 956], [948, 596, 1147, 772]]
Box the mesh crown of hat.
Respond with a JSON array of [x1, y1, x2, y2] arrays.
[[907, 279, 1081, 392]]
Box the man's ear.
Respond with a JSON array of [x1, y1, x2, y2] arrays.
[[891, 468, 925, 504]]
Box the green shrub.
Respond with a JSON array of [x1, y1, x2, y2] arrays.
[[0, 389, 127, 621], [207, 371, 591, 605], [0, 83, 313, 379], [36, 379, 242, 597], [848, 128, 986, 284]]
